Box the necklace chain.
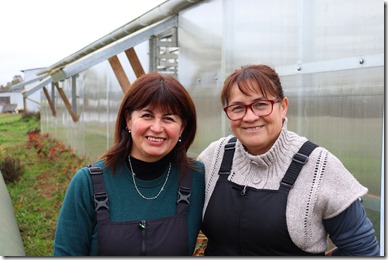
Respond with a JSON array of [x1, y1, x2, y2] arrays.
[[128, 156, 171, 200]]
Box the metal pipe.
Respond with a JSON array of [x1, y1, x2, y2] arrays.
[[38, 0, 204, 76]]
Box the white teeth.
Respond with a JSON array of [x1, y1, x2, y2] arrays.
[[246, 126, 262, 130], [148, 137, 164, 142]]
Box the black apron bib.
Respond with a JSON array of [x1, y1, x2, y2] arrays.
[[202, 137, 323, 256], [89, 166, 192, 256]]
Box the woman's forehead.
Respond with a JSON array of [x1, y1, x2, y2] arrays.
[[140, 104, 180, 115], [232, 81, 263, 96]]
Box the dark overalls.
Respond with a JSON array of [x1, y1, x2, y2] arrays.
[[88, 166, 192, 256], [202, 137, 324, 256]]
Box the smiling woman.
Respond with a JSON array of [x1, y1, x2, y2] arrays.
[[53, 72, 205, 256], [197, 64, 380, 256]]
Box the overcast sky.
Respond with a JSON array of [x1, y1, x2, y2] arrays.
[[0, 0, 165, 86]]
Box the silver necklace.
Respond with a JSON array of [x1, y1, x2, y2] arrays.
[[128, 156, 171, 200]]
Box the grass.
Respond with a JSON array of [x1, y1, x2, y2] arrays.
[[0, 113, 86, 256], [0, 113, 207, 256]]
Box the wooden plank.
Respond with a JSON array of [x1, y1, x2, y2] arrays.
[[108, 55, 131, 93], [54, 82, 79, 122], [42, 86, 56, 116], [125, 47, 145, 78]]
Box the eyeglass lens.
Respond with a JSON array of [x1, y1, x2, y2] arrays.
[[225, 100, 274, 120]]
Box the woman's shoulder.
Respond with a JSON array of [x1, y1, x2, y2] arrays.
[[211, 135, 235, 146], [192, 160, 204, 169], [70, 159, 105, 185], [189, 160, 205, 179], [88, 159, 105, 169], [198, 135, 234, 158]]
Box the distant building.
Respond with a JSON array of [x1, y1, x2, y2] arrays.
[[1, 68, 43, 113], [0, 92, 23, 113], [20, 68, 44, 112]]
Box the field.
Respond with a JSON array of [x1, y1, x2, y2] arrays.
[[0, 113, 87, 255]]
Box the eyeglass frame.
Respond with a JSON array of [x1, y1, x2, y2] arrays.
[[223, 98, 282, 121]]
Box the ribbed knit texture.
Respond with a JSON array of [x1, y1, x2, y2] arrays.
[[197, 118, 367, 253]]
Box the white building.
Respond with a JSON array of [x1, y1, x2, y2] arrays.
[[1, 68, 43, 113], [19, 68, 43, 112]]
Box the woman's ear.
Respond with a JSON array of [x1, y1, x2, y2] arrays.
[[124, 111, 132, 130], [281, 97, 289, 118], [179, 122, 186, 138]]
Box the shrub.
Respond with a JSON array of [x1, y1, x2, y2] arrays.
[[26, 131, 70, 160], [0, 155, 25, 183], [21, 111, 41, 122]]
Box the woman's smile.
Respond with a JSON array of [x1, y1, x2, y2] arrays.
[[146, 136, 166, 143]]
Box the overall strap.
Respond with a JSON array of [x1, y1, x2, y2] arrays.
[[176, 168, 193, 215], [218, 136, 237, 178], [88, 165, 110, 221], [279, 141, 318, 192]]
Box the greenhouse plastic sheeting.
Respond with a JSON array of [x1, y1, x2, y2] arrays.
[[0, 171, 25, 256]]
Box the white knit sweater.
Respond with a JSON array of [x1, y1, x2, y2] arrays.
[[197, 118, 367, 253]]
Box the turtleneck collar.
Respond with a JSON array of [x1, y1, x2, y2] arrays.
[[233, 117, 307, 168], [127, 153, 172, 180]]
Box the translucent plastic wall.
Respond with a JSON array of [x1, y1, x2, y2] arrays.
[[40, 41, 150, 160], [178, 0, 383, 248], [40, 0, 383, 249]]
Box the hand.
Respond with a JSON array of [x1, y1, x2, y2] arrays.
[[325, 247, 337, 256]]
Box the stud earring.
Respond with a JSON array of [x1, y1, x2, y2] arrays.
[[178, 138, 182, 142]]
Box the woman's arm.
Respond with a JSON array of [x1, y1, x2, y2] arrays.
[[53, 168, 96, 256], [323, 199, 380, 256]]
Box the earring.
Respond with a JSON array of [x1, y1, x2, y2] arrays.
[[178, 138, 182, 142], [125, 126, 131, 133]]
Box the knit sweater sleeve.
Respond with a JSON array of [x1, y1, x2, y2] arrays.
[[287, 146, 371, 253], [53, 166, 96, 256], [314, 149, 368, 219]]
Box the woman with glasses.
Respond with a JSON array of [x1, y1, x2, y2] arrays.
[[197, 64, 379, 256]]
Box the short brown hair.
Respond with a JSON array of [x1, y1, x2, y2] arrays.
[[221, 64, 284, 106]]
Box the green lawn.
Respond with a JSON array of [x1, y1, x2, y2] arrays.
[[0, 113, 86, 256]]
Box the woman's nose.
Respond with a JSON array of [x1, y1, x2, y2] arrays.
[[150, 120, 163, 132], [243, 107, 260, 121]]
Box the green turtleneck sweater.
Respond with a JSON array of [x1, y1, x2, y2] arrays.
[[53, 158, 205, 256]]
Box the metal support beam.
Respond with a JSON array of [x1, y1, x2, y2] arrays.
[[38, 0, 204, 76], [51, 16, 178, 81], [71, 75, 78, 114], [21, 76, 52, 97], [276, 53, 384, 76], [10, 74, 47, 91]]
